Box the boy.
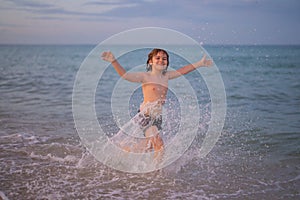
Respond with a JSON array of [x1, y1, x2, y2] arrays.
[[101, 48, 212, 154]]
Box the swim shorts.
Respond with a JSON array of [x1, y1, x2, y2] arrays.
[[137, 110, 162, 131]]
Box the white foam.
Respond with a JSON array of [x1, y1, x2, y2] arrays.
[[29, 152, 77, 163], [0, 132, 49, 145]]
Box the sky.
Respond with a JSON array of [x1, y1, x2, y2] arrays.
[[0, 0, 299, 45]]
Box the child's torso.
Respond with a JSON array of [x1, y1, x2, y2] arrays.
[[142, 73, 168, 102]]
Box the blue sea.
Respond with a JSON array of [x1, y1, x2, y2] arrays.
[[0, 44, 299, 199]]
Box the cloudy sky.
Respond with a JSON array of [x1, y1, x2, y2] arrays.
[[0, 0, 299, 45]]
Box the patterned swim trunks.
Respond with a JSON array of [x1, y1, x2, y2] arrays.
[[137, 110, 162, 131]]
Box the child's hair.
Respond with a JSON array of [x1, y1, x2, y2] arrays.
[[146, 48, 169, 75]]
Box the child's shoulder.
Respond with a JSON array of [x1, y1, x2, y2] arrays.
[[142, 71, 151, 76]]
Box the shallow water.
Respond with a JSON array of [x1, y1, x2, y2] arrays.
[[0, 44, 299, 199]]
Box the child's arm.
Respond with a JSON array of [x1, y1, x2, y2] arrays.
[[167, 54, 213, 80], [101, 51, 144, 83]]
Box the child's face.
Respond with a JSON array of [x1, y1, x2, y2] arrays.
[[150, 51, 168, 68]]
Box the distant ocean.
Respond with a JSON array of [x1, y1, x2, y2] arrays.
[[0, 44, 299, 199]]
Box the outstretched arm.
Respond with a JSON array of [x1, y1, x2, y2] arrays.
[[167, 54, 213, 80], [101, 51, 144, 83]]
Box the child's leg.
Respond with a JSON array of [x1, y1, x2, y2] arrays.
[[152, 134, 164, 151], [144, 126, 164, 161]]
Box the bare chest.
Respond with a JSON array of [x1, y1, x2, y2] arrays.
[[142, 75, 169, 101]]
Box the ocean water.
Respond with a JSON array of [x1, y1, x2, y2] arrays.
[[0, 44, 299, 199]]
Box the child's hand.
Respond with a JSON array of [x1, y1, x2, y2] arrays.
[[199, 54, 213, 67], [101, 51, 116, 63]]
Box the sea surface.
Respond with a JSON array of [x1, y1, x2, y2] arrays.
[[0, 44, 299, 199]]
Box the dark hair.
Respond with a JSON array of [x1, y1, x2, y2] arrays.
[[146, 48, 169, 75]]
